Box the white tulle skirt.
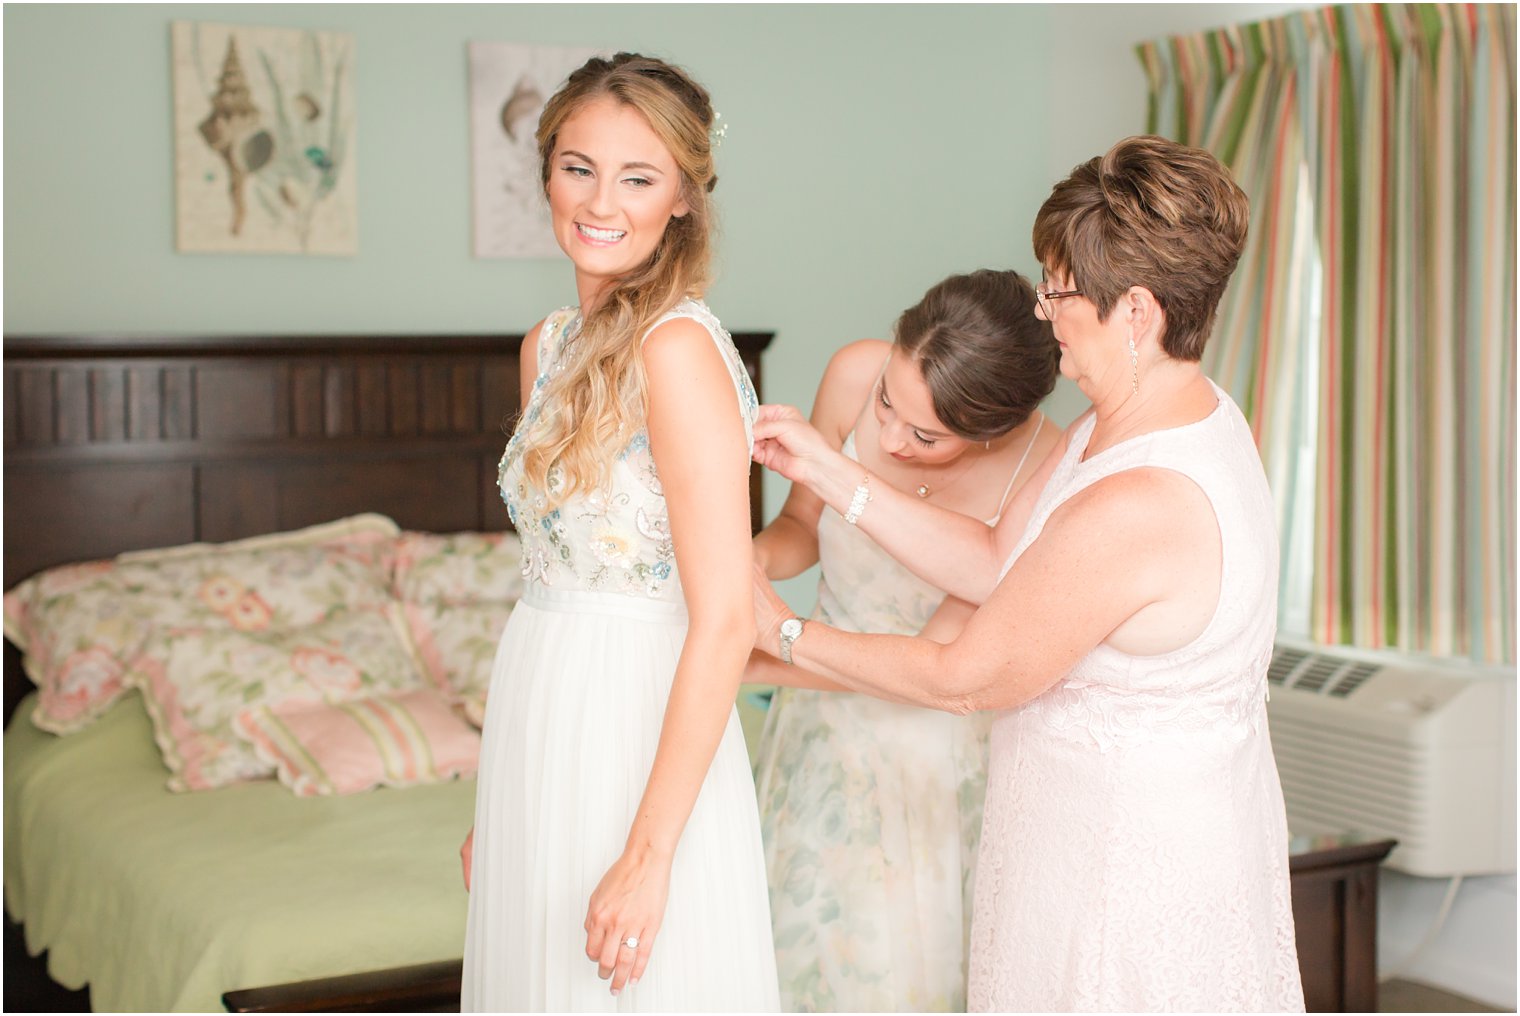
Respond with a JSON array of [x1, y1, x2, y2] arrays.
[[462, 586, 779, 1012]]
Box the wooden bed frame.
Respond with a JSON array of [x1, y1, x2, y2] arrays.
[[2, 330, 772, 1012]]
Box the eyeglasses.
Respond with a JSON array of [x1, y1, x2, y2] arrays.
[[1035, 282, 1082, 318]]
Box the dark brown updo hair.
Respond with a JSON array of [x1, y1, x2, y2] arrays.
[[893, 270, 1059, 441]]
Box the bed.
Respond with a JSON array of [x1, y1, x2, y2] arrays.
[[2, 329, 772, 1012]]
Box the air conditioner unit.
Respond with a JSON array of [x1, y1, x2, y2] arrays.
[[1265, 637, 1516, 877]]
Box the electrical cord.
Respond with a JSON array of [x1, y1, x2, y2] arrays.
[[1378, 874, 1465, 983]]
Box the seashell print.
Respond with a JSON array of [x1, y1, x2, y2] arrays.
[[196, 36, 262, 236], [240, 129, 274, 173], [499, 75, 542, 142], [293, 92, 321, 121], [174, 21, 358, 254], [304, 146, 334, 173], [198, 114, 229, 151]]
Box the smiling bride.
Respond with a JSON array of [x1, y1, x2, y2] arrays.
[[459, 53, 779, 1013]]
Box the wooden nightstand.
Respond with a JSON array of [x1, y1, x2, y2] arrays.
[[1289, 835, 1398, 1012]]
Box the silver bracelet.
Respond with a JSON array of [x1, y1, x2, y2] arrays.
[[843, 473, 872, 526]]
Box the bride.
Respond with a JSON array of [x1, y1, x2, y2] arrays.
[[459, 53, 779, 1012]]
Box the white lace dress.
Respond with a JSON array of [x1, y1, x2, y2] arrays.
[[969, 384, 1305, 1012], [462, 301, 780, 1012], [754, 424, 1043, 1012]]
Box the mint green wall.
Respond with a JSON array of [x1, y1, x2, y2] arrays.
[[4, 2, 1074, 607], [6, 4, 1295, 605], [4, 3, 1056, 340], [2, 3, 1310, 601]]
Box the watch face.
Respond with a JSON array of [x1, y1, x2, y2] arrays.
[[780, 618, 803, 639]]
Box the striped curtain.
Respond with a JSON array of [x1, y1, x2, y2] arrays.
[[1139, 4, 1516, 664]]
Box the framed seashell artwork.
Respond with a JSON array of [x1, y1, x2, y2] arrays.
[[171, 20, 357, 255], [467, 41, 606, 259]]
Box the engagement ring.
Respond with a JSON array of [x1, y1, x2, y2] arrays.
[[624, 936, 639, 950]]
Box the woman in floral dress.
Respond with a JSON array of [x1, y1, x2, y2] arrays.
[[749, 271, 1059, 1011]]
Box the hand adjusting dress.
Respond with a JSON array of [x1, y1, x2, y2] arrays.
[[968, 384, 1305, 1012], [462, 300, 781, 1012]]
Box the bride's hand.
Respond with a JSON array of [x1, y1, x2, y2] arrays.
[[752, 404, 841, 489], [460, 827, 474, 892], [584, 846, 672, 996], [751, 561, 791, 654]]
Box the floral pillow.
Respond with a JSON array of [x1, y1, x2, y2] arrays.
[[2, 514, 400, 736], [233, 687, 481, 796], [393, 530, 524, 605], [393, 531, 523, 724], [132, 606, 426, 791], [3, 559, 138, 734]]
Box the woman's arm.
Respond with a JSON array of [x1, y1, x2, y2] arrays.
[[752, 340, 886, 579], [752, 407, 1076, 603], [753, 466, 1215, 713], [916, 592, 979, 643], [743, 646, 850, 692], [743, 563, 973, 696], [581, 317, 757, 995]]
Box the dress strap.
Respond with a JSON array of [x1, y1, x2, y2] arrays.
[[990, 415, 1045, 523]]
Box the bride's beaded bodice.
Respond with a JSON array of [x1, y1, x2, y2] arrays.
[[497, 300, 757, 602]]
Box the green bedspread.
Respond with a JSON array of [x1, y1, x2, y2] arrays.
[[4, 691, 476, 1012], [5, 685, 775, 1012]]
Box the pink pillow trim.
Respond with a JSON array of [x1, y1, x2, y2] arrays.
[[234, 689, 480, 797]]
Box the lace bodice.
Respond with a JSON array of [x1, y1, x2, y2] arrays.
[[996, 382, 1281, 749], [497, 300, 758, 602]]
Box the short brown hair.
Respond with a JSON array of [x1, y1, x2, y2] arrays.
[[894, 270, 1059, 441], [1032, 135, 1249, 361]]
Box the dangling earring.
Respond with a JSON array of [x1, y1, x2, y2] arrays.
[[1129, 336, 1140, 395], [984, 440, 991, 451]]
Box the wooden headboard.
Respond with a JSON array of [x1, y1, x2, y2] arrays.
[[2, 331, 773, 719]]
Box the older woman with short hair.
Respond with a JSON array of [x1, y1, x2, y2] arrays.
[[751, 135, 1305, 1012]]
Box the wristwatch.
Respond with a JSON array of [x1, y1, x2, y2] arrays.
[[779, 617, 805, 665]]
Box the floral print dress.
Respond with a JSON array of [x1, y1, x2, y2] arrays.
[[753, 431, 995, 1012]]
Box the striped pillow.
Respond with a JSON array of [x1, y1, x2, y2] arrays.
[[233, 688, 480, 796]]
